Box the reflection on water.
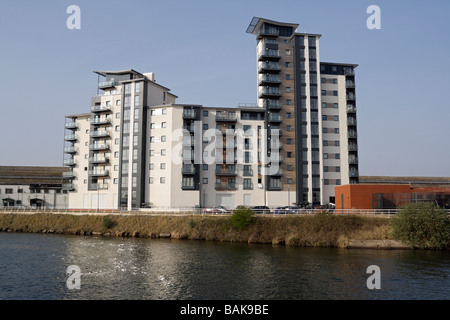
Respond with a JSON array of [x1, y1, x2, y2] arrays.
[[0, 233, 448, 300]]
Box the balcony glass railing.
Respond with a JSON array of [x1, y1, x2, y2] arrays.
[[89, 143, 110, 150], [98, 80, 118, 89], [347, 118, 357, 126], [89, 170, 109, 176], [89, 156, 109, 163], [64, 146, 77, 153], [64, 134, 77, 141], [215, 168, 237, 176], [90, 130, 111, 138], [216, 114, 237, 122], [91, 105, 112, 113], [63, 159, 76, 166], [215, 183, 237, 190], [259, 62, 281, 71], [65, 122, 78, 129], [91, 118, 111, 125], [91, 183, 109, 190], [182, 164, 196, 174], [347, 105, 357, 113], [183, 110, 196, 119], [268, 114, 283, 122]]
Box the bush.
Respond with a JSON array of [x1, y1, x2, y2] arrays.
[[103, 215, 117, 229], [392, 202, 450, 249], [230, 206, 256, 230]]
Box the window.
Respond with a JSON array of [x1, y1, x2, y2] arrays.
[[114, 152, 119, 158], [287, 138, 292, 145], [333, 103, 339, 109], [287, 178, 293, 185], [287, 165, 293, 171], [203, 110, 208, 117], [149, 163, 154, 170], [286, 87, 291, 93], [150, 150, 154, 156], [115, 138, 120, 145], [321, 90, 326, 96], [334, 128, 339, 134], [5, 188, 13, 194], [116, 112, 120, 119], [285, 49, 291, 55], [286, 125, 292, 132], [285, 62, 291, 68], [134, 109, 140, 120], [149, 177, 154, 184], [323, 140, 328, 146], [203, 178, 208, 184], [135, 82, 141, 93], [333, 79, 338, 84], [160, 177, 165, 184], [114, 165, 119, 171], [161, 122, 167, 128], [243, 178, 253, 190], [335, 141, 340, 147], [115, 125, 120, 132], [287, 152, 292, 158], [203, 164, 208, 170], [114, 178, 118, 184], [134, 95, 140, 106], [333, 91, 338, 96], [203, 123, 208, 130], [134, 122, 139, 133], [150, 123, 155, 129], [161, 149, 166, 156], [323, 153, 328, 159], [150, 136, 155, 143], [335, 153, 340, 159], [322, 102, 327, 108], [324, 179, 329, 185], [285, 74, 291, 80], [160, 163, 166, 170], [161, 135, 166, 142], [336, 166, 341, 172], [334, 115, 339, 121], [286, 112, 292, 119], [162, 108, 167, 115], [116, 100, 121, 106], [321, 78, 326, 83]]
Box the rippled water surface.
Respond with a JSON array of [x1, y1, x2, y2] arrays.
[[0, 232, 448, 300]]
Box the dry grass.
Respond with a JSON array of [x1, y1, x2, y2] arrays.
[[0, 213, 393, 247]]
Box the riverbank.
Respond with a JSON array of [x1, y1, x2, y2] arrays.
[[0, 212, 402, 249]]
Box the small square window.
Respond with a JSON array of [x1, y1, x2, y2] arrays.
[[161, 149, 166, 156], [161, 122, 167, 128], [321, 90, 326, 96], [203, 110, 208, 117], [161, 135, 167, 142], [203, 178, 208, 184], [160, 177, 165, 184]]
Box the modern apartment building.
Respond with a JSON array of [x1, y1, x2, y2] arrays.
[[64, 17, 359, 210], [247, 17, 359, 205]]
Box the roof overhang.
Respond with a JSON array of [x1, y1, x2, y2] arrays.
[[246, 17, 299, 35]]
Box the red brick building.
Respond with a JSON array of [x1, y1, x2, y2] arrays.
[[335, 176, 450, 210]]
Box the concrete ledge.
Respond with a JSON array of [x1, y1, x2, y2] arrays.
[[347, 240, 410, 249]]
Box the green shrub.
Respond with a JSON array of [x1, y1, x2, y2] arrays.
[[392, 202, 450, 249], [103, 215, 117, 229], [231, 206, 256, 230]]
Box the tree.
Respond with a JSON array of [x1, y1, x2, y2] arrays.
[[231, 206, 256, 230], [392, 202, 450, 249]]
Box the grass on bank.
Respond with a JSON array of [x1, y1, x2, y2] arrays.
[[0, 212, 393, 248]]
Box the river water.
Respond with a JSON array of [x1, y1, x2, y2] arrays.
[[0, 232, 448, 300]]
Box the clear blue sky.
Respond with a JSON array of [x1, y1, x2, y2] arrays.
[[1, 0, 449, 177]]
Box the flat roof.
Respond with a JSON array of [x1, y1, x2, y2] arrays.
[[359, 176, 450, 186], [93, 69, 144, 77], [321, 61, 359, 68], [0, 166, 69, 185]]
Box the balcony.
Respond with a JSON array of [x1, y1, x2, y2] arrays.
[[64, 146, 78, 154], [63, 171, 76, 179], [347, 105, 357, 113], [63, 159, 76, 166], [91, 183, 109, 190], [182, 138, 195, 147], [344, 68, 355, 76], [215, 167, 237, 176], [348, 144, 358, 152], [219, 128, 236, 136], [89, 156, 109, 164], [65, 122, 78, 129], [183, 124, 196, 133], [269, 168, 284, 176], [89, 143, 110, 151], [90, 130, 111, 138], [258, 62, 281, 72], [216, 113, 237, 122], [89, 170, 109, 177], [348, 131, 358, 139], [98, 80, 118, 89], [350, 170, 359, 177], [258, 49, 281, 61], [259, 75, 282, 86], [62, 184, 75, 191], [268, 113, 283, 122], [215, 183, 237, 190], [265, 100, 282, 110], [181, 184, 196, 190], [91, 105, 112, 113], [182, 110, 196, 120], [64, 134, 78, 141], [259, 88, 282, 98], [349, 157, 359, 164], [182, 164, 196, 175], [91, 118, 111, 125], [346, 93, 356, 100], [347, 118, 357, 126], [346, 81, 355, 88]]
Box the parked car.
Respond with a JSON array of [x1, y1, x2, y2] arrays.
[[274, 206, 302, 214], [252, 206, 271, 214], [203, 206, 232, 214]]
